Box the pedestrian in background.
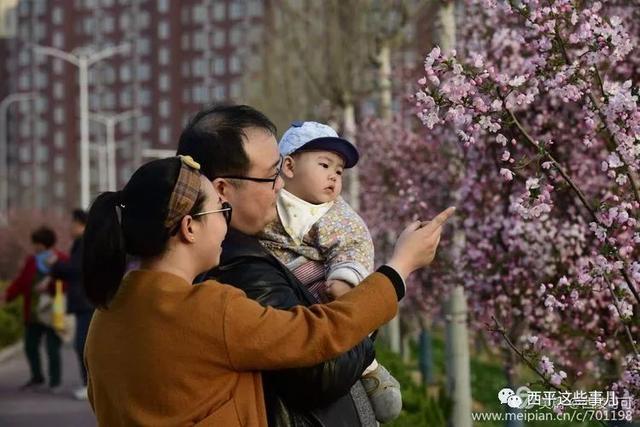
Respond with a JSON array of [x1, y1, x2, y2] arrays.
[[0, 226, 68, 393], [49, 209, 93, 400]]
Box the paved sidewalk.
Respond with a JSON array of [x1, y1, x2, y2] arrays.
[[0, 341, 96, 427]]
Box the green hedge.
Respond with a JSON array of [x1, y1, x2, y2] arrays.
[[0, 281, 23, 349]]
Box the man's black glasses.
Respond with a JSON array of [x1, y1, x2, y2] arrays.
[[218, 157, 283, 190]]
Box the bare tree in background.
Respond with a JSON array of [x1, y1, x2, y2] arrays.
[[246, 0, 438, 355]]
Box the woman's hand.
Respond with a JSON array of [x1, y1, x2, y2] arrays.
[[387, 207, 456, 280], [34, 277, 51, 293], [326, 279, 352, 300]]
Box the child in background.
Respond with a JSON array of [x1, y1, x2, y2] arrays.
[[259, 121, 402, 423]]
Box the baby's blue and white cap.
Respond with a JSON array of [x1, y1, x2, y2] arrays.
[[278, 121, 359, 168]]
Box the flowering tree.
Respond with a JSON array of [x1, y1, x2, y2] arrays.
[[361, 0, 639, 418]]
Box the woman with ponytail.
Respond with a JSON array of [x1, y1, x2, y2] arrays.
[[82, 156, 454, 426]]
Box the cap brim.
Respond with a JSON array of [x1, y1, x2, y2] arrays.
[[295, 137, 359, 168]]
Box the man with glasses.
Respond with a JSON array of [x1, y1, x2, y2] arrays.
[[177, 105, 377, 426]]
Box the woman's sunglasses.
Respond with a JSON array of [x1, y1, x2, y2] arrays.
[[193, 202, 233, 226]]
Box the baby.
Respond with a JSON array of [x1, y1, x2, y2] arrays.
[[259, 121, 402, 423]]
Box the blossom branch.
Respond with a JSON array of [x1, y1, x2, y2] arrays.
[[506, 108, 597, 221], [490, 316, 563, 392], [554, 24, 640, 206], [603, 275, 640, 356]]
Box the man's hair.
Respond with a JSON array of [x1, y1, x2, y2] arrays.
[[72, 208, 88, 225], [31, 226, 57, 249], [177, 104, 277, 180]]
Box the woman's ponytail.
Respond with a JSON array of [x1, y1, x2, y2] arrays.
[[82, 191, 127, 308]]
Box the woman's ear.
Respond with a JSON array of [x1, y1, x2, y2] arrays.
[[283, 156, 295, 179], [179, 215, 196, 243]]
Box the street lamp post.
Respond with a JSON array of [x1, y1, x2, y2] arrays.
[[89, 109, 140, 191], [0, 92, 38, 225], [33, 43, 130, 208]]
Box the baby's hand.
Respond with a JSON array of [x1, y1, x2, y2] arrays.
[[326, 279, 353, 300]]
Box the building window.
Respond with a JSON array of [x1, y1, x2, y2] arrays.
[[214, 85, 226, 100], [214, 57, 226, 75], [136, 63, 151, 81], [36, 145, 49, 162], [192, 86, 202, 103], [192, 59, 205, 77], [18, 74, 29, 90], [53, 59, 64, 75], [159, 100, 170, 118], [19, 146, 31, 162], [35, 1, 46, 16], [158, 21, 169, 39], [89, 93, 100, 110], [55, 181, 65, 198], [103, 92, 116, 109], [35, 71, 47, 90], [53, 83, 64, 100], [136, 11, 150, 29], [120, 90, 132, 107], [54, 157, 65, 174], [158, 73, 170, 91], [54, 107, 65, 125], [158, 0, 169, 12], [53, 31, 64, 48], [230, 28, 242, 46], [102, 15, 115, 33], [36, 121, 47, 138], [213, 30, 225, 48], [119, 13, 131, 31], [52, 7, 64, 25], [230, 55, 241, 73], [18, 50, 29, 66], [83, 17, 95, 34], [19, 1, 29, 16], [121, 120, 132, 133], [214, 3, 226, 20], [230, 81, 241, 99], [192, 5, 206, 23], [158, 48, 170, 65], [159, 125, 171, 145], [35, 97, 47, 112], [194, 33, 206, 50], [54, 131, 65, 149], [140, 89, 151, 106], [137, 116, 151, 132], [136, 37, 151, 55], [34, 23, 45, 40], [21, 170, 31, 186], [120, 64, 131, 82], [248, 1, 263, 16], [102, 65, 116, 84], [230, 2, 243, 19]]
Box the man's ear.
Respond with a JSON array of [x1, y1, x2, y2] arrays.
[[283, 156, 295, 179], [211, 178, 231, 199]]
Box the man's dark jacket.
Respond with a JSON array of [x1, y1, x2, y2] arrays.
[[205, 229, 375, 427], [50, 237, 93, 313]]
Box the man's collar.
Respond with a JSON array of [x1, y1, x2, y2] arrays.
[[220, 228, 267, 262]]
